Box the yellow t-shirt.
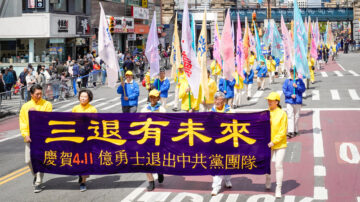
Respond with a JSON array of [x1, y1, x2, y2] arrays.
[[205, 78, 217, 104], [270, 107, 288, 150], [72, 104, 98, 113]]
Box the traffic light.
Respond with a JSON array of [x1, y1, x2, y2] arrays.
[[109, 16, 115, 34]]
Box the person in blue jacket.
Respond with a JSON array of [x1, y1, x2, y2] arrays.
[[256, 60, 267, 90], [243, 69, 254, 101], [117, 71, 139, 113], [153, 68, 170, 108], [282, 67, 305, 139], [218, 76, 236, 108]]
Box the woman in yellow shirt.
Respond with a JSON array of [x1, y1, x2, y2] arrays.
[[72, 89, 97, 192], [265, 92, 288, 198], [266, 55, 277, 84]]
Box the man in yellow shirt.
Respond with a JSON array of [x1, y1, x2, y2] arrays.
[[179, 80, 202, 112], [19, 84, 52, 193], [202, 70, 217, 111], [172, 64, 187, 111], [249, 51, 256, 70], [266, 55, 276, 84], [233, 71, 244, 109], [210, 60, 221, 84]]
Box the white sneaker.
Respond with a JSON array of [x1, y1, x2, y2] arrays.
[[265, 176, 271, 190], [225, 180, 232, 188], [211, 187, 221, 196], [275, 185, 282, 198]]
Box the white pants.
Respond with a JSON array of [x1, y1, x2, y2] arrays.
[[25, 143, 43, 186], [266, 148, 286, 187], [245, 84, 252, 97], [287, 104, 301, 133], [173, 87, 179, 108], [160, 97, 167, 108], [234, 89, 242, 106], [257, 77, 265, 89], [212, 175, 231, 189], [269, 72, 275, 84]]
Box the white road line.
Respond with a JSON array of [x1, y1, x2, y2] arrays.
[[226, 194, 238, 202], [313, 110, 324, 158], [0, 134, 21, 143], [101, 102, 121, 111], [320, 72, 328, 77], [55, 98, 106, 112], [93, 102, 111, 108], [121, 187, 145, 202], [357, 196, 360, 202], [249, 90, 264, 102], [171, 193, 203, 202], [337, 62, 346, 71], [349, 70, 360, 77], [312, 90, 320, 100], [139, 192, 171, 202], [334, 71, 344, 77], [284, 195, 296, 202], [54, 101, 79, 110], [52, 100, 71, 106], [314, 187, 328, 200], [209, 194, 224, 202], [349, 89, 360, 100], [330, 89, 340, 100], [314, 165, 327, 176]]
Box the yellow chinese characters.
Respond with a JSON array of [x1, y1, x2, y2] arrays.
[[88, 120, 127, 146], [215, 120, 256, 147], [60, 151, 73, 167], [98, 150, 113, 166], [46, 121, 84, 143], [172, 119, 212, 146], [115, 150, 128, 166], [209, 154, 224, 169], [129, 118, 169, 146], [43, 150, 57, 166]]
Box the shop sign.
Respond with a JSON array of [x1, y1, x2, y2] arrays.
[[49, 47, 63, 55], [58, 19, 69, 33], [134, 24, 150, 34], [76, 16, 91, 36], [128, 34, 136, 41], [132, 6, 149, 20], [28, 0, 45, 8], [106, 16, 134, 33], [142, 0, 148, 8]]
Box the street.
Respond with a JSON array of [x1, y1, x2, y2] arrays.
[[0, 52, 360, 202]]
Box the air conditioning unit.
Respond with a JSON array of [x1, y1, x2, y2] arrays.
[[50, 0, 59, 4]]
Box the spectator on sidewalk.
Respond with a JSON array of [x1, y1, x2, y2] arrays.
[[25, 68, 37, 102], [19, 67, 28, 101]]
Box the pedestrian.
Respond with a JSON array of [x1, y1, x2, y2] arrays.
[[117, 71, 139, 113], [317, 46, 322, 70], [36, 66, 46, 98], [210, 91, 232, 196], [201, 69, 217, 111], [308, 57, 315, 85], [265, 92, 288, 198], [249, 51, 256, 70], [72, 89, 97, 192], [267, 55, 276, 84], [0, 72, 5, 100], [138, 56, 145, 82], [72, 60, 80, 89], [44, 66, 52, 100], [218, 77, 236, 108], [256, 60, 267, 90], [60, 72, 69, 100], [19, 68, 28, 101], [282, 67, 305, 138], [91, 58, 100, 87], [172, 64, 186, 111], [153, 68, 170, 108], [123, 56, 134, 72], [233, 71, 244, 109], [140, 89, 166, 191], [19, 84, 52, 193], [101, 61, 107, 85], [51, 66, 61, 102], [25, 68, 36, 101], [4, 68, 15, 99], [243, 68, 254, 100], [9, 65, 17, 90]]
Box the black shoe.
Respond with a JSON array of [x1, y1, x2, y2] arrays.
[[294, 132, 299, 137], [247, 97, 250, 101], [78, 176, 82, 184], [33, 177, 37, 187], [233, 105, 237, 109], [158, 174, 164, 183], [80, 183, 87, 192], [287, 133, 293, 139], [172, 108, 179, 112], [257, 87, 261, 90], [34, 185, 43, 193], [147, 181, 155, 191]]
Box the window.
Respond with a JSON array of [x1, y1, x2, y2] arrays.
[[53, 0, 67, 12], [74, 0, 85, 13]]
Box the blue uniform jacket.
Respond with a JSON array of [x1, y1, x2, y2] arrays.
[[243, 69, 254, 84], [219, 78, 235, 99], [256, 65, 267, 78], [117, 81, 139, 106], [154, 78, 170, 98], [282, 78, 306, 105]]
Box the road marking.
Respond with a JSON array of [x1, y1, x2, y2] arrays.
[[314, 165, 326, 176], [334, 70, 344, 77], [284, 195, 296, 202], [0, 167, 30, 186], [0, 166, 28, 182], [138, 192, 171, 202], [171, 193, 203, 202], [209, 194, 224, 202], [53, 101, 78, 111], [320, 72, 328, 77], [226, 194, 238, 202], [357, 196, 360, 202], [101, 102, 121, 111], [313, 110, 324, 158], [0, 133, 21, 143], [337, 62, 346, 71], [312, 90, 320, 100], [314, 186, 328, 200], [249, 90, 264, 102], [339, 143, 360, 164], [349, 70, 360, 77], [349, 89, 360, 100], [330, 89, 340, 100], [121, 187, 145, 202]]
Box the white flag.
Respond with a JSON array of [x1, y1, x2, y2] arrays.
[[145, 11, 160, 78], [98, 3, 119, 88], [181, 0, 202, 98]]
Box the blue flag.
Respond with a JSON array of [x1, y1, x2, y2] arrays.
[[254, 23, 265, 63], [293, 0, 310, 78], [190, 14, 196, 52], [271, 22, 283, 60]]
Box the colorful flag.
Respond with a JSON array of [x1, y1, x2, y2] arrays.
[[236, 14, 245, 78], [254, 23, 265, 63], [243, 17, 250, 72], [262, 21, 271, 48], [293, 0, 310, 78], [145, 11, 161, 78], [98, 3, 120, 88], [170, 13, 182, 80], [281, 15, 293, 72], [191, 14, 197, 52], [249, 25, 256, 56], [197, 9, 209, 101], [270, 22, 283, 60], [213, 20, 222, 68], [181, 0, 202, 98], [220, 9, 235, 81]]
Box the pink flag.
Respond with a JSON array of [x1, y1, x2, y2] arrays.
[[248, 25, 256, 56], [220, 9, 235, 81], [236, 14, 245, 79], [281, 15, 293, 72], [181, 0, 202, 98], [145, 11, 160, 78], [213, 20, 222, 68]]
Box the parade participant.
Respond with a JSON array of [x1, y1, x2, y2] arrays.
[[19, 84, 52, 193], [140, 89, 166, 191], [249, 51, 256, 69], [202, 69, 217, 111], [265, 92, 288, 198], [308, 57, 315, 85], [232, 71, 243, 109], [210, 92, 232, 196], [243, 68, 254, 101], [266, 55, 276, 84], [210, 60, 221, 84], [172, 64, 187, 111], [117, 71, 139, 113], [179, 80, 202, 112], [282, 68, 305, 138], [71, 89, 97, 192], [218, 77, 235, 108], [256, 60, 267, 90], [153, 68, 170, 108]]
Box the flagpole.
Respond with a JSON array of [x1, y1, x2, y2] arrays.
[[188, 85, 192, 111]]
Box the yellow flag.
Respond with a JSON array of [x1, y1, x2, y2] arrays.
[[197, 9, 209, 102], [170, 13, 182, 80], [243, 17, 250, 73]]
